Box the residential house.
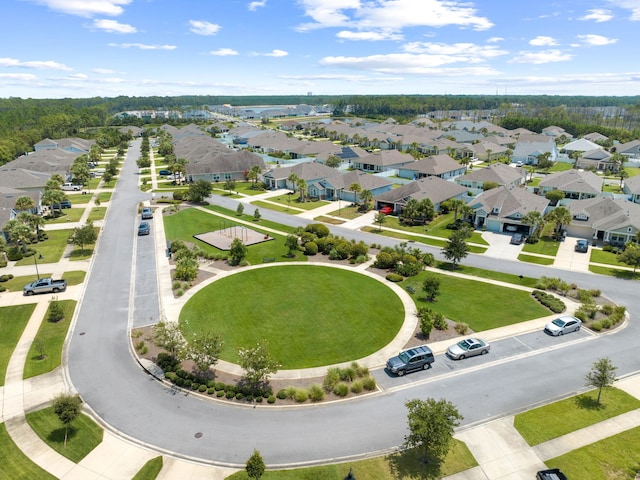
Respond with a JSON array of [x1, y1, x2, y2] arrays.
[[537, 169, 603, 200], [373, 176, 468, 214], [565, 197, 640, 245], [398, 154, 466, 180], [559, 138, 600, 156], [614, 139, 640, 160], [185, 150, 266, 183], [118, 126, 144, 137], [0, 187, 42, 240], [576, 148, 614, 171], [469, 141, 510, 161], [583, 132, 609, 143], [623, 176, 640, 204], [351, 150, 414, 173], [468, 185, 549, 234], [542, 125, 572, 140], [262, 162, 338, 190], [511, 134, 557, 165], [456, 163, 526, 191], [308, 170, 393, 202], [0, 168, 55, 192]]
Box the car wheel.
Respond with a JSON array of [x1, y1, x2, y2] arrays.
[[52, 288, 59, 293], [575, 326, 580, 332], [423, 363, 430, 370], [481, 349, 488, 355], [459, 355, 465, 360], [26, 290, 34, 296], [558, 331, 564, 336], [397, 370, 405, 377]]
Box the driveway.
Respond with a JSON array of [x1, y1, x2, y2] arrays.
[[552, 236, 591, 272], [481, 231, 524, 261]]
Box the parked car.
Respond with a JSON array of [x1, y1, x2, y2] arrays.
[[386, 345, 434, 376], [379, 205, 393, 215], [51, 200, 72, 209], [23, 277, 67, 295], [544, 315, 581, 336], [505, 225, 518, 232], [141, 207, 153, 219], [158, 169, 171, 176], [446, 338, 490, 360], [575, 239, 589, 253], [61, 182, 82, 191], [536, 469, 568, 480], [510, 233, 524, 245], [138, 222, 150, 236]]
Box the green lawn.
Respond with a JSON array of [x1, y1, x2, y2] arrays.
[[180, 265, 404, 368], [362, 226, 448, 247], [435, 263, 540, 288], [68, 227, 100, 261], [0, 423, 57, 480], [518, 254, 554, 265], [401, 270, 550, 330], [1, 271, 85, 292], [548, 162, 574, 172], [589, 264, 640, 279], [164, 207, 304, 264], [265, 195, 331, 211], [521, 237, 560, 256], [24, 300, 76, 379], [590, 248, 626, 267], [203, 205, 298, 234], [45, 208, 84, 224], [86, 207, 107, 222], [514, 388, 640, 446], [383, 213, 489, 245], [132, 456, 163, 480], [545, 425, 640, 480], [14, 229, 72, 266], [67, 194, 91, 205], [250, 199, 305, 214], [326, 205, 363, 220], [227, 440, 476, 480], [314, 215, 346, 225], [26, 407, 103, 463], [221, 181, 271, 196], [96, 192, 112, 203], [0, 304, 36, 386]]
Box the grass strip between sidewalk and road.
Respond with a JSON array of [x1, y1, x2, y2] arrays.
[[23, 300, 77, 379], [0, 422, 57, 480], [26, 407, 103, 463], [132, 456, 163, 480], [514, 387, 640, 446]]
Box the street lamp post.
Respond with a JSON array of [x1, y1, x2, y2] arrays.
[[34, 252, 40, 279]]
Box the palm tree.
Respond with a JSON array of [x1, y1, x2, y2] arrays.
[[545, 206, 572, 234], [248, 164, 262, 188], [287, 173, 299, 195], [297, 178, 307, 202], [14, 195, 35, 213], [522, 210, 545, 241], [348, 182, 362, 203], [5, 218, 33, 253], [447, 198, 467, 222], [360, 189, 373, 211]]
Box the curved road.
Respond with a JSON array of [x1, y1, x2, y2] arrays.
[[67, 145, 640, 467]]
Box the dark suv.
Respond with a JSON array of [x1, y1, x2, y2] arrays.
[[536, 469, 568, 480], [386, 345, 435, 376]]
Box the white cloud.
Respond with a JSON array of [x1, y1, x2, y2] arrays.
[[296, 0, 493, 32], [529, 36, 558, 46], [93, 68, 115, 74], [248, 0, 267, 11], [27, 0, 131, 17], [91, 19, 136, 33], [67, 73, 89, 80], [320, 53, 501, 76], [508, 49, 572, 64], [607, 0, 640, 21], [0, 57, 72, 70], [209, 48, 239, 56], [577, 34, 618, 46], [189, 20, 221, 36], [579, 9, 614, 22], [108, 43, 176, 50], [0, 73, 39, 81], [402, 42, 508, 59], [487, 37, 504, 43], [336, 30, 403, 41], [263, 49, 289, 57]]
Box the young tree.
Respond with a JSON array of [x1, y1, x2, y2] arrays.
[[422, 275, 441, 302], [188, 331, 224, 376], [253, 208, 261, 221], [618, 242, 640, 272], [325, 155, 342, 168], [545, 190, 565, 206], [374, 212, 386, 232], [33, 337, 46, 360], [442, 228, 470, 268], [68, 221, 97, 255], [229, 237, 247, 265], [238, 341, 281, 389], [52, 393, 82, 447], [154, 321, 186, 360], [245, 449, 266, 480], [48, 296, 65, 322], [285, 234, 299, 257], [236, 203, 245, 216], [585, 357, 617, 404], [223, 179, 236, 194], [404, 397, 463, 463], [188, 180, 213, 203]]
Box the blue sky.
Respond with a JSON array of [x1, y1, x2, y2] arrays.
[[2, 0, 640, 99]]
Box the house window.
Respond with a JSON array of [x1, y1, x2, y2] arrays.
[[212, 174, 220, 181], [224, 173, 232, 180]]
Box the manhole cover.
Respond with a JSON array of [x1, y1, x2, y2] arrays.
[[194, 432, 203, 439]]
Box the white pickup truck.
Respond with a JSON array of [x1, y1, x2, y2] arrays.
[[23, 277, 67, 295], [61, 183, 82, 191]]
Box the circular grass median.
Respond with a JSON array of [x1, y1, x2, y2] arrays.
[[179, 265, 405, 369]]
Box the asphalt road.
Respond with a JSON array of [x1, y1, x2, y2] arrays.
[[67, 147, 640, 467]]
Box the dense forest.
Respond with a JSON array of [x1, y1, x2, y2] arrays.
[[1, 94, 640, 166]]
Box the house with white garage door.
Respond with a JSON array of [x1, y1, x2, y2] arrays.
[[565, 197, 640, 246]]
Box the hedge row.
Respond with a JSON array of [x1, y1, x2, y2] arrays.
[[532, 290, 566, 313]]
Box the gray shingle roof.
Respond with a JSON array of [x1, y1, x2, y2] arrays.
[[374, 176, 467, 206], [457, 163, 524, 186], [538, 169, 603, 195], [469, 185, 549, 219]]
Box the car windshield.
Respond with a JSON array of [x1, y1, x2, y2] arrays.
[[457, 340, 470, 351], [552, 318, 566, 327], [398, 351, 410, 363]]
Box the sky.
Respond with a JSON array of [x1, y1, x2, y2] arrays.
[[2, 0, 640, 99]]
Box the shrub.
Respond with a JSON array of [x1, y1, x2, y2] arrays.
[[433, 312, 448, 330], [600, 304, 614, 315], [333, 382, 349, 397], [323, 368, 341, 392], [199, 384, 207, 393], [353, 362, 369, 378], [0, 275, 10, 282], [374, 251, 395, 269], [294, 389, 309, 403], [305, 223, 330, 238], [419, 315, 434, 338], [176, 369, 188, 378], [246, 395, 254, 402], [276, 389, 288, 400], [255, 396, 263, 403], [350, 381, 363, 394], [6, 247, 23, 261], [235, 392, 244, 400], [173, 190, 184, 201], [191, 383, 200, 390], [532, 290, 566, 313], [395, 261, 423, 277], [214, 382, 226, 391], [308, 384, 325, 402], [174, 377, 184, 387], [207, 388, 215, 395], [304, 241, 318, 255], [267, 395, 276, 404], [184, 379, 192, 388], [165, 372, 177, 382], [361, 376, 377, 391], [47, 299, 65, 323], [455, 322, 469, 335], [217, 390, 225, 397], [385, 273, 403, 282], [172, 281, 181, 290], [590, 321, 603, 331], [226, 391, 235, 399], [576, 289, 595, 304]]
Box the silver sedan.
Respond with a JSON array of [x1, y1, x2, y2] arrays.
[[446, 338, 491, 360]]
